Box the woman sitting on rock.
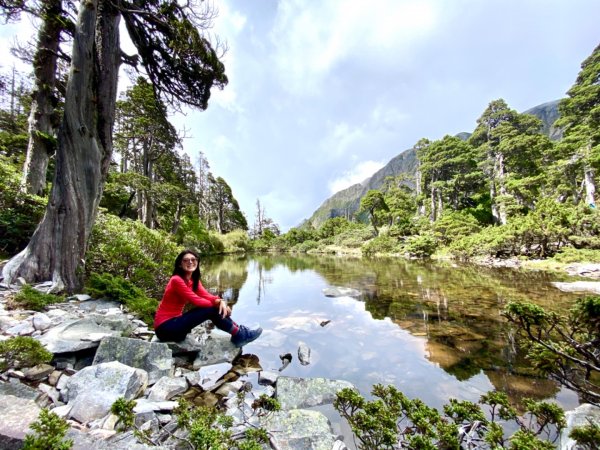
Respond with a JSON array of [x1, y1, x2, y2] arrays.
[[154, 249, 262, 347]]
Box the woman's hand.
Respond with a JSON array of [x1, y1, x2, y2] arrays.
[[216, 299, 231, 318]]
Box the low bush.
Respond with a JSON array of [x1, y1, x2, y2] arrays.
[[402, 232, 438, 258], [9, 285, 64, 311], [552, 247, 600, 263], [22, 408, 73, 450], [0, 336, 53, 371], [219, 229, 251, 254], [86, 212, 180, 299], [333, 226, 375, 248], [334, 385, 565, 449], [362, 235, 400, 256], [292, 239, 319, 253], [0, 155, 46, 256], [85, 273, 158, 326], [433, 211, 482, 246]]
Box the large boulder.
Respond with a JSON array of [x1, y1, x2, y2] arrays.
[[37, 318, 121, 354], [261, 409, 337, 450], [0, 381, 41, 449], [65, 361, 148, 423], [93, 336, 173, 385], [276, 376, 356, 410]]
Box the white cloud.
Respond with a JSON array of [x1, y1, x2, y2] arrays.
[[270, 0, 440, 94], [328, 160, 385, 193]]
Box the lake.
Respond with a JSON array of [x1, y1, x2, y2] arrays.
[[200, 254, 583, 435]]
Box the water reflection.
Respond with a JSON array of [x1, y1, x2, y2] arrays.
[[200, 254, 582, 411]]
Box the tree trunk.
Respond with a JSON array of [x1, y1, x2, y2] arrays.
[[2, 0, 121, 293], [495, 152, 508, 225], [21, 0, 62, 195], [415, 168, 426, 217]]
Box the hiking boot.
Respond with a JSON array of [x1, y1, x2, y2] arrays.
[[231, 325, 263, 348]]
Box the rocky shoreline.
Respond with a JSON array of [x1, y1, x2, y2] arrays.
[[0, 281, 353, 450]]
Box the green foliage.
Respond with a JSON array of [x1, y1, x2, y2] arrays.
[[219, 229, 251, 254], [10, 285, 64, 311], [359, 190, 389, 234], [85, 273, 158, 326], [362, 235, 400, 257], [569, 421, 600, 450], [22, 408, 73, 450], [86, 211, 180, 298], [552, 247, 600, 263], [332, 225, 375, 248], [432, 211, 482, 246], [504, 297, 600, 406], [174, 399, 271, 450], [334, 385, 565, 450], [110, 397, 136, 431], [0, 155, 46, 256], [0, 336, 53, 371], [402, 233, 437, 258]]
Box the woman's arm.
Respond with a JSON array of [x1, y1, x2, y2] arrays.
[[170, 276, 218, 308]]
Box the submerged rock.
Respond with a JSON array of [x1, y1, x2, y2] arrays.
[[322, 286, 361, 297], [276, 376, 356, 410], [552, 281, 600, 295]]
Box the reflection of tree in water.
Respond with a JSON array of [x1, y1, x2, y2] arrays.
[[200, 256, 249, 306], [199, 254, 576, 404], [247, 255, 577, 402]]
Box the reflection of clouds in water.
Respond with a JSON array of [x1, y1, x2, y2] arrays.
[[270, 311, 328, 332], [365, 371, 397, 386]]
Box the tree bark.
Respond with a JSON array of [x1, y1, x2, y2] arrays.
[[3, 0, 121, 293], [21, 0, 62, 195]]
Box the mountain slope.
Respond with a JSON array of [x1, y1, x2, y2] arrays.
[[304, 99, 561, 228]]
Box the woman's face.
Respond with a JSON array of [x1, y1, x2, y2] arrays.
[[180, 253, 198, 275]]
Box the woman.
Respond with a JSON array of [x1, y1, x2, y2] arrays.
[[154, 250, 262, 348]]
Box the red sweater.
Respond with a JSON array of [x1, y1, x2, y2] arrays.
[[154, 275, 220, 328]]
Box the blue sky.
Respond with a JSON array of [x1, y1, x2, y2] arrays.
[[2, 1, 600, 231]]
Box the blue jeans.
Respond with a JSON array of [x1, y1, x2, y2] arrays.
[[155, 307, 237, 342]]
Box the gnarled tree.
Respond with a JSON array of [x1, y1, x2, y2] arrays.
[[2, 0, 227, 292]]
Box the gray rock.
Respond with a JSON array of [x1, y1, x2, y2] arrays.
[[276, 376, 356, 410], [0, 382, 42, 449], [6, 319, 35, 336], [322, 286, 361, 297], [93, 336, 173, 385], [560, 403, 600, 450], [23, 363, 55, 381], [261, 409, 336, 450], [32, 312, 52, 331], [65, 361, 148, 423], [37, 318, 121, 353], [147, 376, 188, 401], [298, 341, 311, 365], [192, 332, 241, 368], [133, 399, 178, 414], [552, 281, 600, 295], [258, 370, 279, 386]]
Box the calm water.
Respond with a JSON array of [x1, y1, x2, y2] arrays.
[[201, 254, 584, 414]]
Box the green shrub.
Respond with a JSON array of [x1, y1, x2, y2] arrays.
[[10, 285, 64, 311], [402, 233, 438, 258], [0, 336, 53, 371], [333, 226, 375, 248], [293, 239, 319, 253], [85, 273, 158, 326], [362, 235, 400, 256], [334, 385, 565, 449], [219, 229, 251, 254], [22, 408, 73, 450], [433, 211, 482, 246], [86, 211, 180, 298], [111, 397, 136, 431], [0, 155, 46, 256], [553, 247, 600, 263]]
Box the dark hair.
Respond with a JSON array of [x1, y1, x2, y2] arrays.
[[173, 249, 201, 291]]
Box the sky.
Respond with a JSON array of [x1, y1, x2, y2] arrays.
[[1, 1, 600, 231]]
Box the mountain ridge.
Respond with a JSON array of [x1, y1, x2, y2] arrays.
[[303, 99, 561, 228]]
